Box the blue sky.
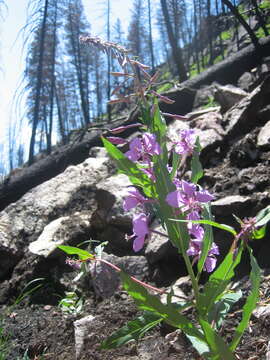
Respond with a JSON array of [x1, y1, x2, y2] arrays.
[[0, 0, 133, 167]]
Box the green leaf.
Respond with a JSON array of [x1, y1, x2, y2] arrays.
[[208, 290, 242, 329], [230, 247, 261, 351], [186, 334, 210, 356], [120, 270, 206, 342], [58, 245, 94, 260], [153, 160, 189, 253], [198, 243, 243, 317], [102, 137, 156, 198], [100, 312, 163, 349], [171, 150, 181, 179], [199, 318, 236, 360], [255, 205, 270, 227], [191, 137, 203, 184], [169, 218, 237, 236], [150, 101, 167, 145], [197, 204, 214, 274], [252, 225, 266, 239]]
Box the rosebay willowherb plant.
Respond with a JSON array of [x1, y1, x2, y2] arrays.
[[59, 36, 270, 359]]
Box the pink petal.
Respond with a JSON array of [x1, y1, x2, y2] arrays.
[[133, 235, 145, 252]]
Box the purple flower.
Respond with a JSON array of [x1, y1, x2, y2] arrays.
[[173, 129, 196, 156], [204, 243, 219, 272], [125, 133, 161, 162], [187, 211, 204, 241], [131, 213, 149, 252], [141, 133, 161, 156], [126, 137, 143, 161], [166, 180, 214, 213], [187, 240, 219, 272], [123, 187, 149, 211]]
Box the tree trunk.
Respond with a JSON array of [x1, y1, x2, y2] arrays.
[[28, 0, 49, 165], [193, 0, 200, 74], [207, 0, 213, 65], [147, 0, 155, 70], [250, 0, 269, 37], [47, 1, 58, 155], [222, 0, 260, 49], [160, 0, 187, 82]]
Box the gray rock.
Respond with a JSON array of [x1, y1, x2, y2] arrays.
[[88, 252, 148, 298], [193, 85, 215, 109], [213, 84, 248, 113], [253, 305, 270, 319], [145, 225, 175, 264], [28, 213, 91, 257], [212, 195, 251, 216], [0, 156, 110, 282], [257, 120, 270, 147], [237, 72, 254, 91], [222, 76, 270, 138], [74, 315, 96, 360]]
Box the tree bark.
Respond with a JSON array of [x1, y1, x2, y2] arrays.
[[28, 0, 49, 165], [160, 0, 187, 82]]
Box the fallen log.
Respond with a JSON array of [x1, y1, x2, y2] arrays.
[[160, 36, 270, 115], [1, 36, 270, 212]]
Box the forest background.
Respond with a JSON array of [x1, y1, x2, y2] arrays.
[[0, 0, 268, 177]]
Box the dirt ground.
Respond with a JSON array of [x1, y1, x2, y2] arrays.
[[1, 100, 270, 360], [1, 266, 270, 360]]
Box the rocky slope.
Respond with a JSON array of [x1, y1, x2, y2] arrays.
[[0, 58, 270, 359]]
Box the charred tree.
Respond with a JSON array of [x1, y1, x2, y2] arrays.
[[160, 0, 187, 82]]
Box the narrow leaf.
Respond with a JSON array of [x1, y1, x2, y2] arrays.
[[252, 225, 266, 239], [199, 318, 236, 360], [255, 205, 270, 227], [230, 247, 260, 351], [100, 312, 163, 349], [120, 270, 206, 342], [197, 204, 214, 274], [171, 150, 181, 179], [102, 137, 156, 198], [58, 245, 94, 260], [153, 160, 189, 253], [191, 137, 203, 184], [198, 243, 243, 317], [208, 290, 242, 329], [169, 218, 237, 236], [186, 334, 210, 356]]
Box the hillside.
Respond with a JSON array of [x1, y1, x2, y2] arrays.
[[0, 4, 270, 359]]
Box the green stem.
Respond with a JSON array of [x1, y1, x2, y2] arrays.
[[182, 251, 200, 304]]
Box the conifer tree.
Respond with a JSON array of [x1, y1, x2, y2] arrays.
[[65, 0, 93, 126]]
